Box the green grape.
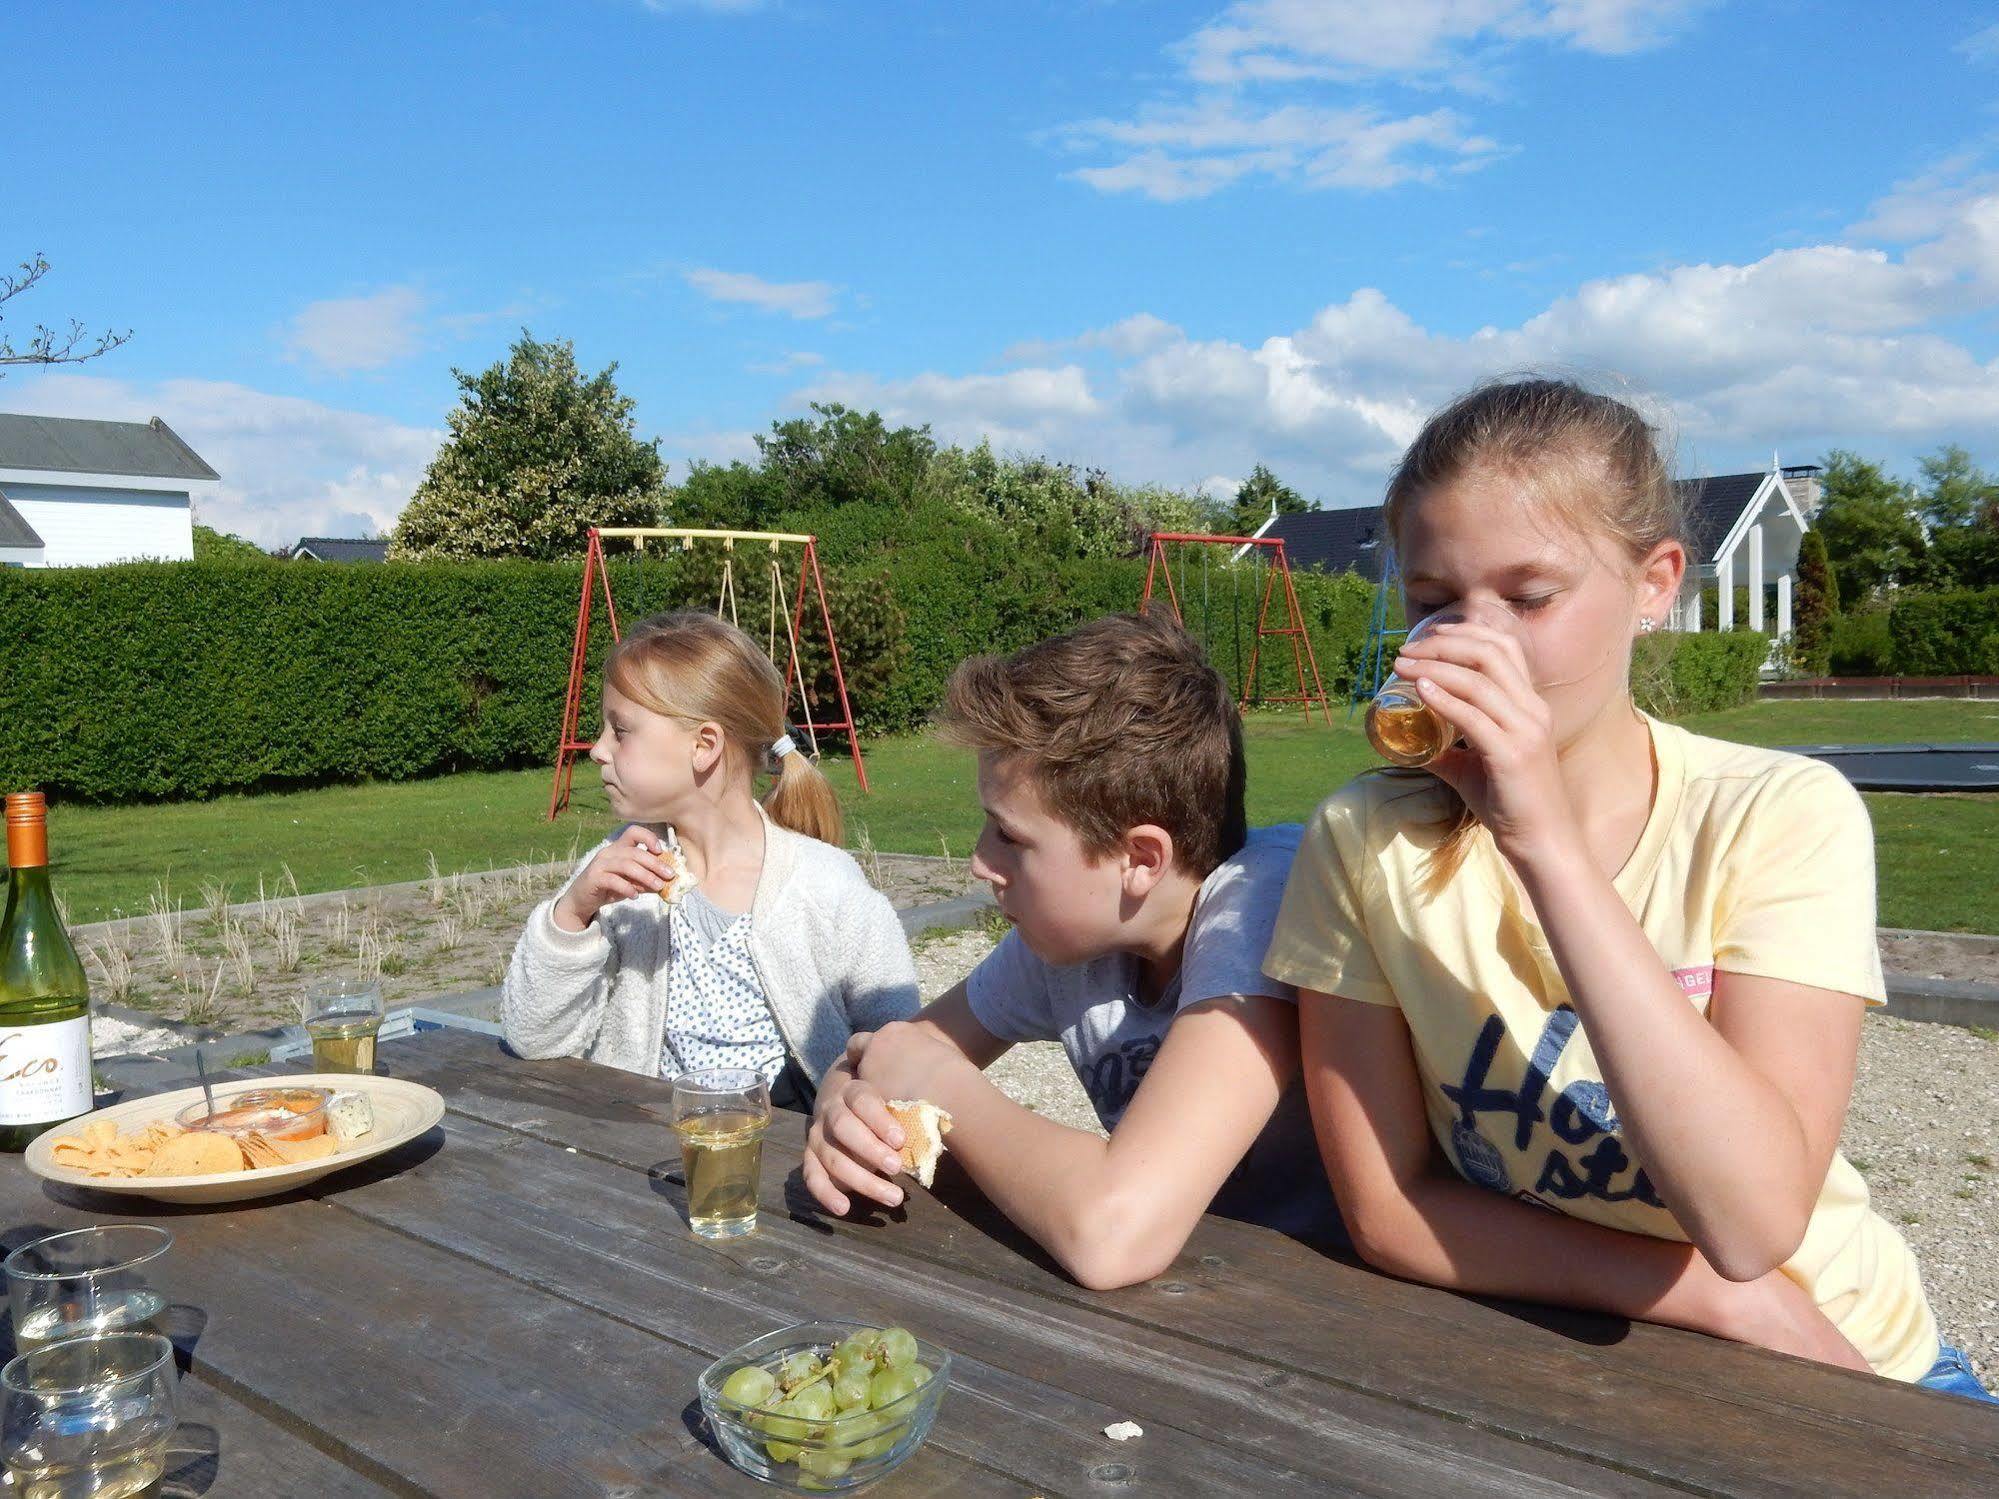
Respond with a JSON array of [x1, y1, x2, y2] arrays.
[[797, 1449, 853, 1482], [869, 1366, 919, 1411], [790, 1383, 836, 1422], [832, 1366, 872, 1410], [779, 1351, 820, 1385], [721, 1364, 777, 1409], [764, 1436, 803, 1465], [764, 1401, 814, 1444], [877, 1327, 918, 1369], [910, 1363, 933, 1388], [835, 1329, 881, 1367], [861, 1418, 908, 1460]]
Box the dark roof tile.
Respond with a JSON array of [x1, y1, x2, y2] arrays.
[[0, 414, 218, 481]]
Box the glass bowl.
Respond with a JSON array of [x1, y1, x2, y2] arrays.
[[175, 1087, 331, 1143], [698, 1320, 950, 1491]]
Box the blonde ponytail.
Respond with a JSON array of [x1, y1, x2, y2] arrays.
[[763, 743, 843, 845]]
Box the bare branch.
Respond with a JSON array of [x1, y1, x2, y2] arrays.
[[0, 252, 131, 375]]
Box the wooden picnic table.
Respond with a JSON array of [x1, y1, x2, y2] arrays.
[[3, 1027, 1993, 1497]]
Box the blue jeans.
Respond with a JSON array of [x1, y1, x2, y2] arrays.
[[1919, 1344, 1999, 1405]]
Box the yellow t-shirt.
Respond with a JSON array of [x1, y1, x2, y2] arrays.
[[1264, 715, 1939, 1381]]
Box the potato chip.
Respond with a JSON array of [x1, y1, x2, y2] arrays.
[[144, 1131, 245, 1177], [270, 1134, 338, 1166], [238, 1132, 286, 1170]]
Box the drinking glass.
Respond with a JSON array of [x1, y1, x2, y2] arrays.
[[5, 1229, 173, 1357], [1, 1332, 178, 1499], [670, 1069, 771, 1240], [302, 977, 384, 1075]]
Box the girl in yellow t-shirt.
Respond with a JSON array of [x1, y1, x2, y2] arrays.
[[1264, 377, 1994, 1402]]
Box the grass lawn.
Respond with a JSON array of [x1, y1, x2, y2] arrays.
[[44, 699, 1999, 933]]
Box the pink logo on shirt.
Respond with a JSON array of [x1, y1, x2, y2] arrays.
[[1672, 965, 1714, 999]]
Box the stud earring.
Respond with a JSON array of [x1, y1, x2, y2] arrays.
[[1638, 616, 1659, 635]]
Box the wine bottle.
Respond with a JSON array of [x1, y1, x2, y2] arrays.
[[0, 792, 93, 1151]]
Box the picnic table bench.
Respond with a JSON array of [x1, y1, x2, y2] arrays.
[[3, 1028, 1993, 1496]]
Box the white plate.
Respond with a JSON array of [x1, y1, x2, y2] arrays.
[[23, 1074, 446, 1205]]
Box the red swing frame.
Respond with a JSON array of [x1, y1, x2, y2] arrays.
[[547, 526, 869, 820], [1138, 531, 1333, 725]]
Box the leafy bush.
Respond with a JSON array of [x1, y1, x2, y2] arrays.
[[1887, 588, 1999, 675], [1630, 630, 1769, 716], [1828, 609, 1895, 676]]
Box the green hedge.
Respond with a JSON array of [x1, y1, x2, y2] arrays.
[[1829, 609, 1894, 676], [3, 543, 1765, 805], [1887, 588, 1999, 676], [0, 543, 1377, 804], [1630, 630, 1769, 716]]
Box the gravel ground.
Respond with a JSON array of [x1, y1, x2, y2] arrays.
[[908, 925, 1999, 1380]]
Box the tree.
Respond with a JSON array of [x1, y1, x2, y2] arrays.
[[1790, 528, 1838, 676], [756, 403, 937, 514], [1228, 463, 1312, 537], [1925, 506, 1999, 589], [0, 254, 130, 375], [1812, 450, 1926, 601], [390, 332, 665, 561], [1915, 444, 1996, 531], [929, 440, 1138, 559], [192, 524, 273, 563]]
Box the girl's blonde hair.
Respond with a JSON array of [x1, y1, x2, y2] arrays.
[[1382, 376, 1684, 890], [605, 610, 843, 845]]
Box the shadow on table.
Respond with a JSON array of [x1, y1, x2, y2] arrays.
[[33, 1129, 446, 1220]]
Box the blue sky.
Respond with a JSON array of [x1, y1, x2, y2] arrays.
[[7, 1, 1999, 544]]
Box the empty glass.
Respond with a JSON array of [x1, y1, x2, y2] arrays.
[[2, 1331, 178, 1498], [5, 1229, 173, 1357], [302, 976, 384, 1075]]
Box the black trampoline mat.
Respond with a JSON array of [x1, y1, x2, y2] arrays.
[[1781, 743, 1999, 792]]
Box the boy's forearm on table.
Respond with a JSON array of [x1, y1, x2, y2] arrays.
[[918, 1057, 1139, 1281]]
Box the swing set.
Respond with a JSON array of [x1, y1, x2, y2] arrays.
[[1137, 532, 1333, 724], [547, 526, 868, 820]]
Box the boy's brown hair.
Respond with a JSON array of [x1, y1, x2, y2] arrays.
[[941, 612, 1247, 877]]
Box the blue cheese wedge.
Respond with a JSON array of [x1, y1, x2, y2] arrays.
[[327, 1090, 374, 1145]]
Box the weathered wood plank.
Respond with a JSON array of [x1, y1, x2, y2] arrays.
[[0, 1165, 999, 1497], [319, 1109, 1675, 1499], [369, 1033, 1999, 1497]]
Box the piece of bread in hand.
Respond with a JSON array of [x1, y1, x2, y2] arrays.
[[656, 838, 699, 907], [885, 1099, 953, 1188]]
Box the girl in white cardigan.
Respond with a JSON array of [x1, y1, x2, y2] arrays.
[[502, 611, 919, 1110]]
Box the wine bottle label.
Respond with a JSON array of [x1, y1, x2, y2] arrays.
[[0, 1016, 92, 1126]]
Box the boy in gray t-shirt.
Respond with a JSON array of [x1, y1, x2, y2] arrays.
[[965, 822, 1336, 1238], [803, 613, 1345, 1290]]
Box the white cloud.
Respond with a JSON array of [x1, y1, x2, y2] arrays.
[[282, 286, 428, 373], [770, 185, 1999, 503], [684, 268, 838, 319], [662, 428, 763, 470], [1058, 0, 1702, 200], [1057, 99, 1503, 199], [1182, 0, 1713, 84], [1003, 314, 1186, 364], [2, 373, 441, 548], [748, 351, 827, 374], [1959, 22, 1999, 63]]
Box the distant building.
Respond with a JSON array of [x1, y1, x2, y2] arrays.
[[1250, 458, 1822, 646], [0, 413, 215, 567], [287, 537, 390, 563]]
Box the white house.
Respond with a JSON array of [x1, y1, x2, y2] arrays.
[[0, 413, 217, 568], [1667, 460, 1822, 642], [1252, 456, 1821, 670]]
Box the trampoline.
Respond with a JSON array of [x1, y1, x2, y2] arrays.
[[1782, 744, 1999, 792]]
